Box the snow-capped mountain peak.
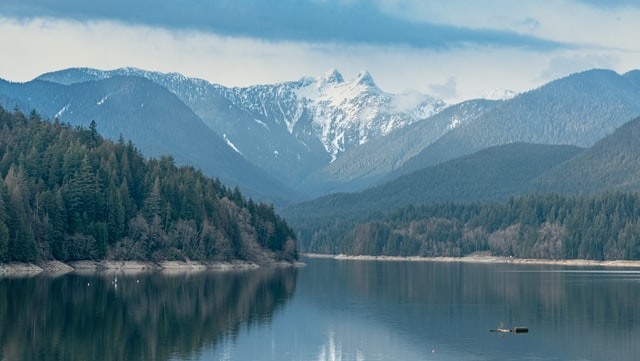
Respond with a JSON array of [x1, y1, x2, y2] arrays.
[[322, 68, 344, 85], [289, 69, 445, 161], [355, 70, 376, 87]]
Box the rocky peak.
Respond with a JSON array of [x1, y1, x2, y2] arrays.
[[354, 70, 376, 88], [322, 68, 344, 85]]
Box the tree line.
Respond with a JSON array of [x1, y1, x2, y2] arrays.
[[298, 192, 640, 261], [0, 106, 297, 263]]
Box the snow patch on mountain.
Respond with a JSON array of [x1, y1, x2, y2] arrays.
[[97, 95, 109, 105], [448, 117, 461, 129], [223, 134, 242, 155], [55, 104, 70, 118], [254, 118, 270, 130], [482, 88, 518, 101]]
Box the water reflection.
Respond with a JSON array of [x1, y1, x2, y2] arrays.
[[294, 259, 640, 361], [2, 259, 640, 360], [0, 267, 297, 361]]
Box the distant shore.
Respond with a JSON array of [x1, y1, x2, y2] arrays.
[[0, 259, 302, 276], [303, 253, 640, 268]]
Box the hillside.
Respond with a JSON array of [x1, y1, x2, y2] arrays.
[[284, 142, 583, 247], [0, 76, 296, 203], [300, 99, 501, 194], [534, 115, 640, 194], [316, 192, 640, 260], [0, 106, 297, 264], [393, 69, 640, 177]]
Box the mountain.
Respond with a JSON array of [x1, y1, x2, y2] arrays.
[[0, 76, 293, 202], [283, 142, 583, 224], [37, 67, 446, 192], [534, 115, 640, 194], [301, 98, 501, 194], [392, 69, 640, 178]]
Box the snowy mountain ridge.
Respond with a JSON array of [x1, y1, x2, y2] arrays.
[[207, 68, 445, 162], [291, 68, 445, 161], [38, 67, 445, 164], [34, 67, 452, 194]]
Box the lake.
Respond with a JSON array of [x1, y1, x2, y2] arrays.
[[1, 257, 639, 361]]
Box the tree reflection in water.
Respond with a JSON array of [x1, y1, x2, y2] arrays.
[[0, 267, 297, 361]]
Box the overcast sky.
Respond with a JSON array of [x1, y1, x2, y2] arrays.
[[1, 0, 639, 103]]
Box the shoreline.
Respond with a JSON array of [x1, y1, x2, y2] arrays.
[[0, 259, 303, 277], [5, 253, 640, 275], [303, 253, 640, 268]]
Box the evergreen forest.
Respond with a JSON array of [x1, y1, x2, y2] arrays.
[[298, 192, 640, 261], [0, 106, 297, 263]]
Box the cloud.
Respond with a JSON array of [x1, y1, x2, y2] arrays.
[[0, 0, 565, 51], [0, 15, 547, 104], [428, 77, 457, 100], [1, 1, 640, 105], [5, 1, 640, 55], [574, 0, 640, 8], [375, 0, 640, 50]]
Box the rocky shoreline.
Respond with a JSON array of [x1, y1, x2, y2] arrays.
[[0, 259, 302, 276], [5, 253, 639, 276], [304, 253, 640, 268]]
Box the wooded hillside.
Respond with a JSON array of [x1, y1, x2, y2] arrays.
[[301, 192, 640, 261], [0, 106, 297, 263]]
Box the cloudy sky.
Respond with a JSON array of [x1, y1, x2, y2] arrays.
[[1, 0, 639, 103]]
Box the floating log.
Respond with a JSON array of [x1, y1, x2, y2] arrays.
[[489, 326, 529, 334], [512, 327, 528, 334]]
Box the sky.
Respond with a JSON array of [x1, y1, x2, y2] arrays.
[[1, 0, 639, 103]]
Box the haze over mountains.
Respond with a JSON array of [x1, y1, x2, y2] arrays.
[[1, 67, 640, 208]]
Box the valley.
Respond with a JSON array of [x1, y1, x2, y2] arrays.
[[2, 67, 640, 261]]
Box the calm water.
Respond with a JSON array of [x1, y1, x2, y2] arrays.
[[1, 258, 640, 361]]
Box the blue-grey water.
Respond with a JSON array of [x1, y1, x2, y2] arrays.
[[1, 257, 639, 361]]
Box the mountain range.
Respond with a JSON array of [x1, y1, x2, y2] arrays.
[[1, 67, 640, 207], [390, 69, 640, 178], [34, 67, 445, 196]]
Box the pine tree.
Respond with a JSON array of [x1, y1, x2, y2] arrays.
[[4, 166, 36, 261]]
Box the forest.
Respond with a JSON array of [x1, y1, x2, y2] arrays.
[[299, 192, 640, 261], [0, 106, 297, 263]]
